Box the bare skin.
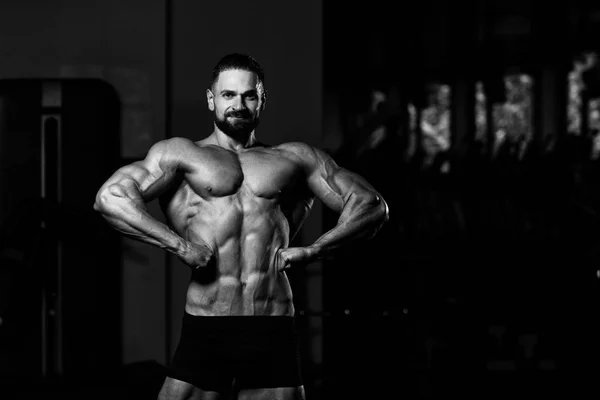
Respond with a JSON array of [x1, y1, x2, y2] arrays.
[[94, 68, 389, 400]]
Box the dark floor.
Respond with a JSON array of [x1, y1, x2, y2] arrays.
[[2, 366, 596, 400]]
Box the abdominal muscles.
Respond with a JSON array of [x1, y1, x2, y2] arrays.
[[181, 196, 295, 316]]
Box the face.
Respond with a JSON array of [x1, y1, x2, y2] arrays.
[[207, 68, 265, 137]]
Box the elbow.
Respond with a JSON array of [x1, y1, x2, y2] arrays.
[[380, 197, 390, 224], [358, 193, 389, 238], [93, 190, 110, 214], [366, 193, 389, 224], [375, 198, 390, 232], [370, 203, 388, 239], [93, 184, 125, 214]]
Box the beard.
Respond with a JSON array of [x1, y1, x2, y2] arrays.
[[214, 110, 260, 137]]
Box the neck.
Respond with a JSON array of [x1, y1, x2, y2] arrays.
[[211, 127, 258, 151]]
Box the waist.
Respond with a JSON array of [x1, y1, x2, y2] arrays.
[[185, 273, 295, 317], [180, 311, 297, 333], [188, 271, 284, 291]]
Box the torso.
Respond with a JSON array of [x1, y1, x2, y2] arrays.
[[159, 139, 311, 317]]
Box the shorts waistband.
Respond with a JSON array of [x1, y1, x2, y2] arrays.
[[181, 312, 296, 332]]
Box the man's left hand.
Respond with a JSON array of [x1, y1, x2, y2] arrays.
[[275, 246, 318, 271]]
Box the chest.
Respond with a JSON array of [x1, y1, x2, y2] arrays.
[[184, 147, 302, 199]]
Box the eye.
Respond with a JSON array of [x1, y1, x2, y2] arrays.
[[223, 93, 234, 99]]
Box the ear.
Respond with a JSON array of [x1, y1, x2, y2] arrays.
[[206, 89, 215, 111], [260, 91, 267, 111]]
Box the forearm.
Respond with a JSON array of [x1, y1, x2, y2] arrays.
[[94, 187, 187, 257], [309, 194, 389, 260], [101, 207, 187, 256]]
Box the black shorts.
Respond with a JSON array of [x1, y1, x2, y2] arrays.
[[167, 313, 303, 391]]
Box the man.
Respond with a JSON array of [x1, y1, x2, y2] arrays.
[[94, 53, 389, 400]]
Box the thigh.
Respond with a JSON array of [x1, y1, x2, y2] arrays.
[[237, 386, 305, 400], [158, 377, 231, 400]]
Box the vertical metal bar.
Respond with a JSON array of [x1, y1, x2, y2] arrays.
[[55, 113, 63, 376], [165, 0, 173, 364], [40, 115, 47, 378], [41, 80, 62, 377], [41, 114, 60, 377]]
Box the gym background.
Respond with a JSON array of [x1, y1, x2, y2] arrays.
[[1, 0, 600, 398]]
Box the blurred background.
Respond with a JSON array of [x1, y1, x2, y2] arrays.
[[1, 0, 600, 398]]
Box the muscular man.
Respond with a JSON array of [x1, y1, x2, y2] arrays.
[[93, 53, 389, 400]]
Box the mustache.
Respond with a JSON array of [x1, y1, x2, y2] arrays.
[[226, 110, 251, 119]]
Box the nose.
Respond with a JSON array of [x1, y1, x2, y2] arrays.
[[231, 95, 247, 111]]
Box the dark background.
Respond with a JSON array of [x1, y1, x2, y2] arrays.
[[1, 0, 600, 399], [321, 0, 600, 398]]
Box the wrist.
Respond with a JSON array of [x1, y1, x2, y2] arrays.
[[174, 237, 190, 258], [306, 245, 322, 262]]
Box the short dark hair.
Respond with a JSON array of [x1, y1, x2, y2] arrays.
[[209, 53, 265, 92]]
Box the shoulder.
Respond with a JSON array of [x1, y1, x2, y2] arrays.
[[277, 141, 333, 161], [276, 141, 339, 174], [149, 137, 196, 153], [145, 136, 202, 160], [139, 137, 202, 173]]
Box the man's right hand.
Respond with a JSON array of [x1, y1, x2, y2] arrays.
[[179, 241, 215, 269]]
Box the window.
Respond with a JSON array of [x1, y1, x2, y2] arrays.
[[407, 83, 451, 169], [567, 52, 600, 159], [475, 74, 534, 159]]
